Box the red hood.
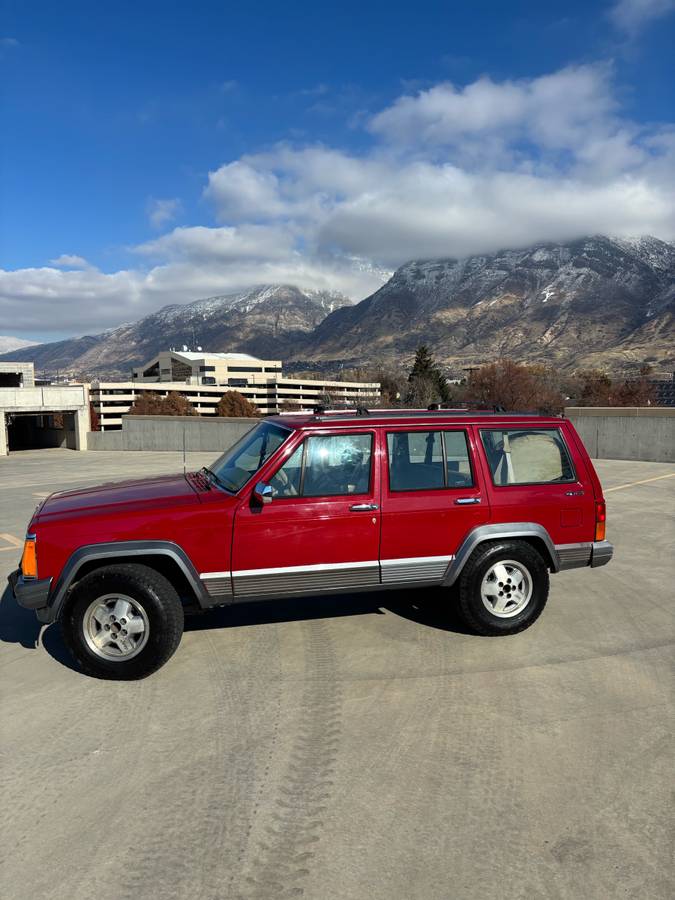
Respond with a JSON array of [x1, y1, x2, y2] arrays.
[[35, 473, 201, 521]]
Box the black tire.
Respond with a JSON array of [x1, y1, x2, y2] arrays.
[[60, 564, 184, 679], [456, 540, 549, 636]]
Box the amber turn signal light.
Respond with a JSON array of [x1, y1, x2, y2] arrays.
[[21, 535, 37, 579], [595, 500, 606, 542]]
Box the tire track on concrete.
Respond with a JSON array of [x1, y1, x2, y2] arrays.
[[3, 672, 157, 900], [106, 625, 276, 900], [240, 619, 342, 900], [416, 602, 530, 899]]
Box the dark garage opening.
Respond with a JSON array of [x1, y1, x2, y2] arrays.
[[6, 412, 76, 451]]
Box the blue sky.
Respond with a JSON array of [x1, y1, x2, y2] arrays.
[[1, 0, 674, 341]]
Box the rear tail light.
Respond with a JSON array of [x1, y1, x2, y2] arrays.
[[595, 500, 606, 542], [21, 534, 37, 579]]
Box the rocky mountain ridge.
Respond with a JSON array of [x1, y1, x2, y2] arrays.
[[1, 285, 352, 379], [2, 236, 673, 378], [302, 235, 674, 372]]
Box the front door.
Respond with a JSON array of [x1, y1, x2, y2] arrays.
[[379, 427, 490, 584], [231, 429, 381, 599]]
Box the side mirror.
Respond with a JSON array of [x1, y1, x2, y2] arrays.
[[253, 481, 274, 504]]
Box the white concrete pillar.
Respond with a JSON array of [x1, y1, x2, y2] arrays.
[[74, 406, 89, 451], [0, 412, 7, 456]]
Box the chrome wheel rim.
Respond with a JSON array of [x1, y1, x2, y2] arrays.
[[480, 560, 533, 618], [83, 594, 150, 660]]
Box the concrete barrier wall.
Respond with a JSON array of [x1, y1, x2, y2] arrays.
[[88, 415, 257, 452], [565, 407, 675, 463]]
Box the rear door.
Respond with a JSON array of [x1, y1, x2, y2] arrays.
[[231, 428, 381, 599], [379, 426, 490, 584]]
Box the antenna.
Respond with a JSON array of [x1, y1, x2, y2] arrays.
[[182, 425, 187, 475]]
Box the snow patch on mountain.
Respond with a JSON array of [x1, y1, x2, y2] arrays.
[[0, 335, 37, 354]]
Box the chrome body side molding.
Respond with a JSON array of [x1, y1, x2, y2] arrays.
[[200, 571, 233, 598], [443, 522, 559, 586], [232, 560, 380, 599], [197, 529, 612, 604], [380, 555, 453, 585]]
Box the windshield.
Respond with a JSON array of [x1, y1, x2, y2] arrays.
[[208, 421, 292, 492]]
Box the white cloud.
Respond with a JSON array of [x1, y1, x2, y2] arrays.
[[2, 63, 674, 339], [49, 254, 88, 268], [146, 197, 182, 229], [369, 65, 618, 154], [135, 224, 296, 262], [204, 161, 286, 221], [610, 0, 675, 32]]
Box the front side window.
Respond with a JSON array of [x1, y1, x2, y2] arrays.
[[387, 430, 473, 491], [209, 421, 290, 492], [481, 428, 575, 485], [270, 433, 373, 498]]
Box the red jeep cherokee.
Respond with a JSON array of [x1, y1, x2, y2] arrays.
[[9, 409, 612, 679]]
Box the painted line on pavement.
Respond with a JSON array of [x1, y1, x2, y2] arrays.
[[0, 533, 22, 552], [605, 472, 675, 493]]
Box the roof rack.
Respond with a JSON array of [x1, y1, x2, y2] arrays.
[[296, 406, 553, 421]]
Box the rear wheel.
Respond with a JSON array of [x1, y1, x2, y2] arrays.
[[456, 540, 549, 636], [61, 564, 184, 679]]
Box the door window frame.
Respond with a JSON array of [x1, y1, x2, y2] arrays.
[[478, 426, 578, 488], [385, 428, 475, 493], [264, 430, 376, 500]]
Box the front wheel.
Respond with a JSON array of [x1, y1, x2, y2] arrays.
[[61, 564, 184, 679], [456, 540, 549, 636]]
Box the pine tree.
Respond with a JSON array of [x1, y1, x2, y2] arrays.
[[406, 345, 452, 405]]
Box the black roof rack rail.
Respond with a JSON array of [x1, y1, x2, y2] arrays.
[[302, 407, 553, 421]]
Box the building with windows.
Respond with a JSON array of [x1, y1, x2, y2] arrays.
[[90, 350, 380, 430]]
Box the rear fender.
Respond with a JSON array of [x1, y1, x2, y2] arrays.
[[443, 522, 559, 586]]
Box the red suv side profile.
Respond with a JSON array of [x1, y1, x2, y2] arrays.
[[9, 409, 613, 679]]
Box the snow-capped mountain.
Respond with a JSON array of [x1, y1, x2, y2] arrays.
[[0, 285, 353, 378], [304, 235, 675, 372], [0, 335, 37, 354], [2, 237, 673, 378]]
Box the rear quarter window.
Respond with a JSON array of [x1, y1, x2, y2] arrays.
[[480, 428, 575, 486]]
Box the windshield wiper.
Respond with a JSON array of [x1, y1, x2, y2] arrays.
[[201, 466, 235, 493]]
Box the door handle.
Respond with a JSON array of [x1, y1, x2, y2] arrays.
[[350, 503, 379, 511], [455, 497, 481, 505], [565, 490, 584, 496]]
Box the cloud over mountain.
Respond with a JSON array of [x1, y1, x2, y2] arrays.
[[2, 63, 674, 338]]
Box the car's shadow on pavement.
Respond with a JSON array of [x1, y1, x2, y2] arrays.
[[0, 583, 473, 675], [184, 586, 474, 636], [0, 583, 81, 672], [0, 583, 42, 649]]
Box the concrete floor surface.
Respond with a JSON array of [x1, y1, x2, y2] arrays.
[[1, 449, 673, 900]]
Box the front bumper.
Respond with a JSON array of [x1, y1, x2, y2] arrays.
[[8, 569, 55, 622], [590, 540, 613, 568]]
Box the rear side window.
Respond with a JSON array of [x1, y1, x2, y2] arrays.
[[387, 430, 473, 491], [480, 428, 575, 485], [270, 433, 373, 497]]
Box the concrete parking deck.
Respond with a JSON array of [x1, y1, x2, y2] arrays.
[[1, 449, 673, 900]]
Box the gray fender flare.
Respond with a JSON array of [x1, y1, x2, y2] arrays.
[[442, 522, 559, 586], [47, 540, 211, 620]]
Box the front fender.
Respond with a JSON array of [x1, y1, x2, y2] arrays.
[[44, 540, 212, 622]]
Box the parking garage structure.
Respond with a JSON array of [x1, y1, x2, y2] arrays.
[[0, 363, 89, 456]]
